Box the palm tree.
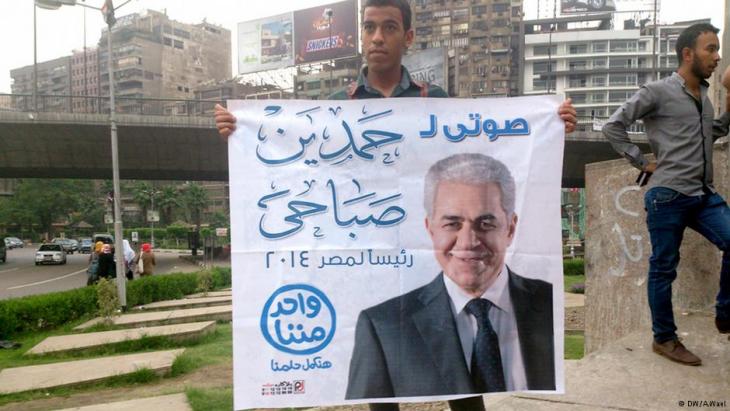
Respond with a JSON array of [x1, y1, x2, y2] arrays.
[[181, 183, 209, 229], [156, 185, 181, 225], [131, 181, 154, 225]]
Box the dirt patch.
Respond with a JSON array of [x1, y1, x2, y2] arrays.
[[565, 306, 585, 331]]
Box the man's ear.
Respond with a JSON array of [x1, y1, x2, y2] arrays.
[[681, 46, 694, 65], [404, 28, 414, 49], [508, 213, 518, 241]]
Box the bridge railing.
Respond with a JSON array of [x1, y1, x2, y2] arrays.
[[0, 93, 224, 117]]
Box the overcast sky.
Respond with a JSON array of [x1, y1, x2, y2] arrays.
[[0, 0, 724, 93]]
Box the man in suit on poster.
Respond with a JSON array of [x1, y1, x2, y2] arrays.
[[346, 153, 555, 400]]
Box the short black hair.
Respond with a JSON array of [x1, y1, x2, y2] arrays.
[[362, 0, 412, 32], [675, 23, 719, 64]]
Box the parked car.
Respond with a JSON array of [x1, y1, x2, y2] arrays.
[[4, 237, 23, 249], [35, 243, 67, 265], [51, 238, 78, 254], [79, 237, 93, 253], [0, 240, 6, 263]]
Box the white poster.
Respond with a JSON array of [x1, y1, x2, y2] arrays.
[[229, 96, 566, 409]]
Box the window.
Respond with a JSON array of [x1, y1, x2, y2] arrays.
[[532, 78, 555, 91], [533, 61, 549, 73], [609, 73, 637, 86], [492, 3, 509, 12], [590, 92, 606, 103], [609, 57, 634, 68], [569, 43, 588, 54], [416, 27, 432, 36], [610, 40, 637, 52], [174, 40, 184, 49], [592, 75, 606, 87], [163, 37, 172, 46], [592, 58, 607, 68], [592, 41, 607, 53], [472, 5, 487, 15], [569, 60, 587, 70], [416, 12, 432, 22], [568, 75, 587, 88], [568, 93, 586, 104], [533, 45, 557, 56]]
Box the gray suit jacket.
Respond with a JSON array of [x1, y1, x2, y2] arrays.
[[345, 269, 555, 399]]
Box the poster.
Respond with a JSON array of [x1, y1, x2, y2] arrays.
[[560, 0, 617, 13], [229, 96, 565, 409], [293, 0, 358, 64], [402, 47, 448, 90], [238, 13, 294, 74]]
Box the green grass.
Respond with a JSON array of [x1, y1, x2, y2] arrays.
[[187, 387, 233, 411], [564, 274, 586, 293], [565, 332, 585, 360], [0, 323, 232, 406]]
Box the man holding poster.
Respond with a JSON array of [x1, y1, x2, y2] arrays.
[[346, 153, 554, 400]]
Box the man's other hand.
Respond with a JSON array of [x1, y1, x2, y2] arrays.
[[644, 162, 657, 173], [215, 104, 237, 141], [559, 98, 577, 134]]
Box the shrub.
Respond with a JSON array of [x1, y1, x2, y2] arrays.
[[563, 258, 585, 276], [197, 270, 213, 295], [0, 267, 231, 339], [96, 278, 120, 320], [570, 283, 585, 294]]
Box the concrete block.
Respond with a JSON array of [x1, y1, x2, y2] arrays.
[[134, 296, 231, 311], [74, 305, 231, 330], [584, 141, 729, 353], [54, 393, 193, 411]]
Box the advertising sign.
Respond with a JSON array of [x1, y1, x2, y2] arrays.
[[238, 13, 294, 74], [293, 0, 358, 64], [229, 96, 565, 409], [560, 0, 617, 13], [402, 47, 448, 90]]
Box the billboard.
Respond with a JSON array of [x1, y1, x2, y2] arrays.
[[293, 0, 358, 65], [402, 47, 447, 90], [560, 0, 616, 13], [229, 95, 565, 409], [238, 13, 294, 74]]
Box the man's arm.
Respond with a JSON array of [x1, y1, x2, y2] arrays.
[[602, 86, 657, 171], [345, 310, 395, 399], [215, 104, 236, 141]]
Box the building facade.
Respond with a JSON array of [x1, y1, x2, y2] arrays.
[[97, 9, 231, 115], [412, 0, 524, 97], [10, 55, 72, 112], [71, 47, 100, 113], [523, 15, 708, 127]]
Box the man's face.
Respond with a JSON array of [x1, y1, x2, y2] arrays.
[[425, 182, 517, 297], [361, 6, 413, 74], [687, 31, 720, 80]]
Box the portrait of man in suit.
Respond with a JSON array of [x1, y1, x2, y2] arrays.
[[346, 153, 555, 400]]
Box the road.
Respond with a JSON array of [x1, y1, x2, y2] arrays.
[[0, 247, 202, 300]]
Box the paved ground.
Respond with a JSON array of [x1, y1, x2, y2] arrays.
[[26, 321, 216, 355], [55, 393, 193, 411], [0, 349, 184, 395], [134, 295, 231, 311], [75, 305, 232, 330]]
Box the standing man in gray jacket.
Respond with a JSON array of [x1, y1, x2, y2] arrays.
[[603, 23, 730, 366]]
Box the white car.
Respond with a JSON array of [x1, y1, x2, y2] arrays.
[[35, 244, 67, 265]]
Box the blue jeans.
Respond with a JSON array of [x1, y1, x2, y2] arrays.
[[644, 187, 730, 343]]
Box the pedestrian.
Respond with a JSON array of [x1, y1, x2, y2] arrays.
[[136, 242, 156, 277], [96, 243, 116, 279], [86, 241, 104, 285], [603, 23, 730, 366], [122, 239, 136, 280]]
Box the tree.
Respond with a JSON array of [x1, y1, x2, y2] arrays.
[[131, 181, 153, 223], [0, 179, 95, 237], [156, 185, 181, 226], [181, 183, 208, 229]]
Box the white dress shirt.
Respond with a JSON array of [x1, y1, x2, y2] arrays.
[[443, 266, 528, 391]]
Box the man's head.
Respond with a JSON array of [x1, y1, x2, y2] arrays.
[[423, 154, 517, 297], [361, 0, 413, 75], [676, 23, 720, 80], [102, 244, 112, 254]]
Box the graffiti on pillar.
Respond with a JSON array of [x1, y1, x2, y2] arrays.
[[608, 185, 645, 281]]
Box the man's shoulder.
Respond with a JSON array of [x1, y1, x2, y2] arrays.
[[361, 274, 442, 319], [425, 83, 449, 98], [508, 269, 553, 293]]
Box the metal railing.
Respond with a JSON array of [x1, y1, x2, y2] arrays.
[[0, 93, 224, 117]]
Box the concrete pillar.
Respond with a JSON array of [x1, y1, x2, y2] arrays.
[[584, 141, 729, 353]]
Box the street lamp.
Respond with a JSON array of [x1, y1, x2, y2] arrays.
[[36, 0, 131, 309]]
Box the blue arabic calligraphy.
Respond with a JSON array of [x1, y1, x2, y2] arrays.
[[317, 249, 415, 269], [271, 356, 333, 372], [258, 179, 406, 240], [420, 114, 530, 142]]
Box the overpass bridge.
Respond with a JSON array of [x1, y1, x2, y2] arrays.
[[0, 96, 648, 187]]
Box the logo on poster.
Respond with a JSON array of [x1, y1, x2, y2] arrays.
[[260, 284, 336, 355], [261, 380, 305, 396]]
